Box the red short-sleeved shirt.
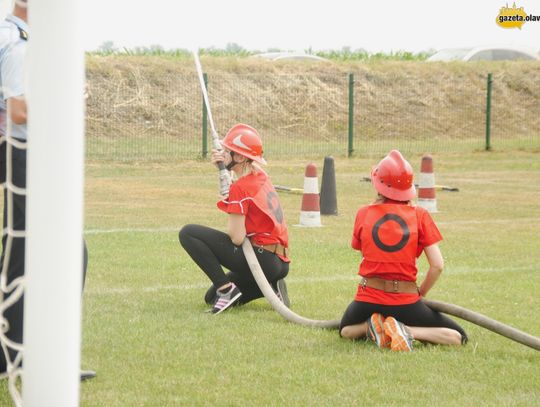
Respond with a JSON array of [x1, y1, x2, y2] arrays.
[[217, 171, 290, 262], [351, 201, 442, 305]]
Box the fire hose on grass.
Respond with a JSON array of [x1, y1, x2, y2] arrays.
[[192, 50, 539, 352], [193, 50, 337, 329], [423, 299, 540, 351], [194, 50, 338, 329], [241, 240, 340, 329], [242, 240, 540, 351]]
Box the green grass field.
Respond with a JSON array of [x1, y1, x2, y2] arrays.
[[2, 150, 540, 406]]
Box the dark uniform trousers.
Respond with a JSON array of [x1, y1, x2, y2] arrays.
[[0, 141, 88, 373]]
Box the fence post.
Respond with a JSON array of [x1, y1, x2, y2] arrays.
[[202, 72, 208, 158], [485, 72, 492, 151], [348, 73, 355, 157]]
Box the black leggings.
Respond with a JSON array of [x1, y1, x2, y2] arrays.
[[179, 224, 289, 305], [340, 300, 468, 344]]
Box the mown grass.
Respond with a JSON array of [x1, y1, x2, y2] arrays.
[[1, 150, 539, 406]]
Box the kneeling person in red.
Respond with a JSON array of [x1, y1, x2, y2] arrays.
[[179, 124, 290, 314], [339, 150, 467, 350]]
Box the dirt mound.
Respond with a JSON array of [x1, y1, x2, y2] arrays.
[[85, 55, 540, 160]]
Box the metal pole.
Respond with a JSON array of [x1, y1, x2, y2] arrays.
[[347, 73, 354, 157], [24, 0, 84, 405], [485, 73, 493, 151]]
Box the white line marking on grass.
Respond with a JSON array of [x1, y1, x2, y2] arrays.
[[446, 265, 536, 274], [292, 275, 355, 283], [438, 218, 540, 226], [87, 267, 536, 296], [85, 218, 540, 235], [92, 283, 210, 295], [89, 276, 358, 295], [84, 227, 179, 235]]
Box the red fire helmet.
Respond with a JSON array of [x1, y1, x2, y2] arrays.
[[371, 150, 416, 201], [221, 123, 267, 165]]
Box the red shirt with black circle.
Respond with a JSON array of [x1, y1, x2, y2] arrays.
[[351, 200, 442, 305]]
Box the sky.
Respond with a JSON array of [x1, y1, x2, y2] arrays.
[[1, 0, 540, 54]]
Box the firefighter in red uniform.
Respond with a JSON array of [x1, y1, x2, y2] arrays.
[[340, 150, 467, 351], [179, 124, 290, 314]]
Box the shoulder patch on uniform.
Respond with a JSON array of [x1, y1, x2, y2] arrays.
[[18, 27, 28, 41]]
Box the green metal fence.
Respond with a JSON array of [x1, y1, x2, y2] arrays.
[[86, 70, 540, 161]]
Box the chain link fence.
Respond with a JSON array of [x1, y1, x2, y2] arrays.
[[86, 67, 540, 161]]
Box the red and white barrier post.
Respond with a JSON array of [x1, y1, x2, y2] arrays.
[[417, 155, 438, 213], [298, 163, 322, 227]]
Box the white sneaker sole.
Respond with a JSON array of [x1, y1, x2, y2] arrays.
[[212, 292, 242, 315]]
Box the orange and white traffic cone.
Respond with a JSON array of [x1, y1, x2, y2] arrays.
[[298, 163, 322, 227], [417, 155, 438, 213]]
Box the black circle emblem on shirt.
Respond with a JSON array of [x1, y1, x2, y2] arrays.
[[371, 214, 410, 253]]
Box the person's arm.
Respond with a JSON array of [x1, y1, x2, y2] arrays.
[[227, 213, 246, 245], [7, 95, 27, 124], [418, 243, 444, 297]]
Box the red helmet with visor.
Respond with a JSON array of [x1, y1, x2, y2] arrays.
[[371, 150, 415, 201], [221, 124, 267, 165]]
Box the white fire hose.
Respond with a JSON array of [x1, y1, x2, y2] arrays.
[[242, 240, 339, 329]]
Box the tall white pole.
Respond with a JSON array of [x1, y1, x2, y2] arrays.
[[23, 0, 85, 405]]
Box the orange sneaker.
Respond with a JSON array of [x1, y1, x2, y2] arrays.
[[383, 316, 414, 352], [367, 313, 391, 349]]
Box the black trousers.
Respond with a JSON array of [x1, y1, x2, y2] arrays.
[[340, 299, 468, 343], [1, 143, 27, 369], [179, 224, 289, 305], [0, 142, 88, 373]]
